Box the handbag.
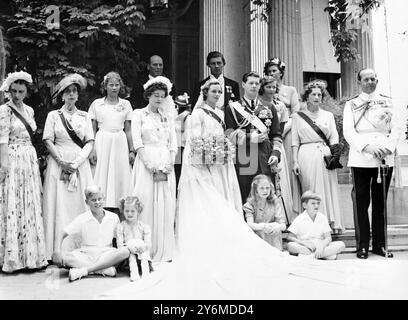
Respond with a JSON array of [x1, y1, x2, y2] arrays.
[[153, 170, 168, 182], [297, 112, 343, 170]]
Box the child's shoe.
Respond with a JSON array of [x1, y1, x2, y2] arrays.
[[130, 269, 141, 281], [324, 254, 338, 260], [69, 267, 88, 281], [100, 267, 117, 277]]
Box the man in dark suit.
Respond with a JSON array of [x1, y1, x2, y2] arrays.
[[225, 71, 282, 204], [192, 51, 240, 109], [130, 55, 176, 109]]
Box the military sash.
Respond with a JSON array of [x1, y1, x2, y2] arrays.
[[229, 101, 268, 134]]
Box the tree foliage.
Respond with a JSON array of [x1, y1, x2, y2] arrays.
[[324, 0, 383, 62], [0, 0, 147, 110]]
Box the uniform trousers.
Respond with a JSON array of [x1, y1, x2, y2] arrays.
[[351, 166, 393, 251]]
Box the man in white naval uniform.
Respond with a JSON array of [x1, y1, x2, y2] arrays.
[[343, 68, 403, 259]]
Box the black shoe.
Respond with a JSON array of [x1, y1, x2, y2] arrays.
[[356, 248, 368, 259], [372, 247, 394, 258]]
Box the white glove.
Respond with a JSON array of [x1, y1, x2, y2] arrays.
[[250, 131, 265, 144]]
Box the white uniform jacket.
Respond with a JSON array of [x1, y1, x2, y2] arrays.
[[343, 91, 403, 168]]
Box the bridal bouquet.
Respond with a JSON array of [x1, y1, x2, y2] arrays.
[[189, 135, 235, 166]]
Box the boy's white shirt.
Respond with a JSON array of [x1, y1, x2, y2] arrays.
[[64, 210, 119, 248], [287, 210, 332, 241]]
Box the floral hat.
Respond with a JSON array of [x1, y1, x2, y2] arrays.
[[0, 71, 33, 92], [54, 73, 87, 97], [143, 76, 173, 92]]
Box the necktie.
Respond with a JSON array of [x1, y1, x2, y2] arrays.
[[251, 100, 256, 110]]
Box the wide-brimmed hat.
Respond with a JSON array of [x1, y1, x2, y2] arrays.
[[53, 73, 87, 98], [174, 93, 191, 106], [0, 71, 33, 92]]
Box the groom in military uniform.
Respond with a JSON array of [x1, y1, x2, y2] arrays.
[[225, 71, 282, 204], [343, 68, 403, 259]]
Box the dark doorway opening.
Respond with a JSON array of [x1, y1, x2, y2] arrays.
[[303, 72, 341, 99]]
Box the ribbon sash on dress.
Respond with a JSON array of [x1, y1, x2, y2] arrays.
[[57, 110, 85, 149], [7, 105, 34, 142], [199, 107, 226, 131], [297, 112, 330, 147]]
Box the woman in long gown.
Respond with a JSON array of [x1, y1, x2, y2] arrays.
[[264, 58, 302, 214], [186, 80, 242, 212], [292, 81, 343, 233], [259, 76, 295, 224], [0, 71, 47, 272], [43, 74, 95, 261], [130, 76, 177, 263], [88, 72, 134, 209]]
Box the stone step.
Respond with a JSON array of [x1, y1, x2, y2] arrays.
[[400, 155, 408, 166], [340, 245, 408, 253], [332, 225, 408, 248]]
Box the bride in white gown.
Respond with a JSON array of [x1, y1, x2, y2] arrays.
[[100, 80, 408, 300]]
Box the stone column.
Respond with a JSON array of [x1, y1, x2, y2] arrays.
[[268, 0, 303, 91], [200, 0, 224, 80], [341, 15, 374, 99], [0, 27, 5, 104], [250, 2, 269, 75], [199, 0, 248, 85]]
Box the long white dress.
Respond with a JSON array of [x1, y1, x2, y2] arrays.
[[130, 107, 177, 263], [42, 109, 94, 260], [182, 105, 242, 213], [99, 106, 408, 300], [88, 98, 132, 208], [292, 109, 343, 232]]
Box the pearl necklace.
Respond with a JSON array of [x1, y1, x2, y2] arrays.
[[63, 105, 77, 115], [62, 106, 77, 131]]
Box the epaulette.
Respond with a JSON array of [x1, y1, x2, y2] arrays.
[[348, 94, 359, 101], [380, 94, 391, 99]]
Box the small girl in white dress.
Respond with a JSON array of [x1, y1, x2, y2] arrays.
[[243, 174, 287, 251], [117, 196, 152, 281]]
